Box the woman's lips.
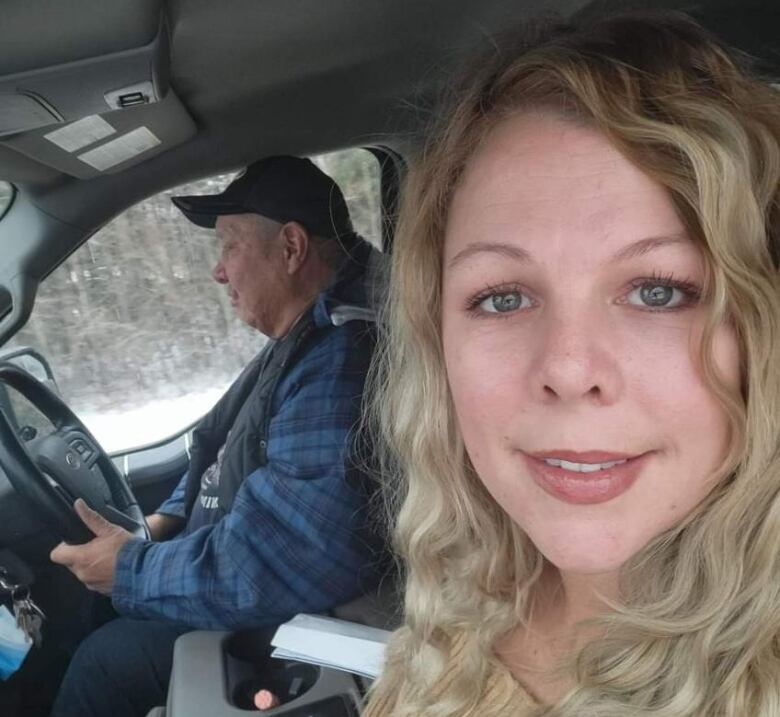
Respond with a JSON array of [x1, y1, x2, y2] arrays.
[[521, 451, 650, 505]]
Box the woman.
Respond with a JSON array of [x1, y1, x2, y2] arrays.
[[364, 11, 780, 716]]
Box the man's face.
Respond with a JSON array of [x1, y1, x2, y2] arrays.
[[213, 214, 287, 335]]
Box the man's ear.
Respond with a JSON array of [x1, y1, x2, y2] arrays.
[[279, 222, 310, 275]]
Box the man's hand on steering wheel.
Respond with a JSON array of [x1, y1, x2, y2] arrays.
[[50, 498, 135, 595], [0, 363, 149, 544]]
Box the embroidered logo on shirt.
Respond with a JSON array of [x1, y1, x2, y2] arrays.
[[199, 438, 229, 510]]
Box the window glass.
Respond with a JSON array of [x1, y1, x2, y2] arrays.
[[7, 148, 381, 452], [3, 386, 54, 439], [0, 182, 13, 220], [311, 152, 382, 247]]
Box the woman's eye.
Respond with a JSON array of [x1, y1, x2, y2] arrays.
[[477, 291, 530, 314], [624, 281, 698, 310]]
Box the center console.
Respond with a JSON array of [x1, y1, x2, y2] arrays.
[[157, 627, 367, 717], [149, 583, 400, 717]]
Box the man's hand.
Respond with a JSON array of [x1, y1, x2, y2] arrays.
[[49, 499, 135, 596]]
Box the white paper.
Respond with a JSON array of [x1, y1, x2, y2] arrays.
[[77, 127, 161, 171], [44, 115, 115, 153], [270, 614, 389, 679]]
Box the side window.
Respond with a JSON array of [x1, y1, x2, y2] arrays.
[[8, 148, 381, 453], [311, 152, 382, 248]]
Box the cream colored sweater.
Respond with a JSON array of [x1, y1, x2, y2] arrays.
[[361, 635, 538, 717]]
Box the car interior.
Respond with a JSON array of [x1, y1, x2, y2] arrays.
[[0, 0, 777, 715]]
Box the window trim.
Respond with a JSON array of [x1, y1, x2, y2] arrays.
[[0, 182, 15, 221]]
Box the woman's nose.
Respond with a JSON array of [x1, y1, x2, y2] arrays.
[[531, 311, 623, 406]]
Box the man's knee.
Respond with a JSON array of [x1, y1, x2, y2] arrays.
[[53, 618, 188, 717], [69, 618, 149, 684]]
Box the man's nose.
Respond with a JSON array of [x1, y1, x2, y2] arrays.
[[531, 310, 622, 406], [212, 261, 227, 283]]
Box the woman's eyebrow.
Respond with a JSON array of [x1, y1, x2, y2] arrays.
[[608, 234, 689, 264], [446, 234, 689, 270], [447, 242, 533, 270]]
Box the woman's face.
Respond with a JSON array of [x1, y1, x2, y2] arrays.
[[441, 113, 741, 574]]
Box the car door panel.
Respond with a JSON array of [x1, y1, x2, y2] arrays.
[[112, 431, 192, 515]]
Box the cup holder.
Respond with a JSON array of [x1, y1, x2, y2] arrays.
[[224, 628, 321, 711], [232, 661, 320, 711]]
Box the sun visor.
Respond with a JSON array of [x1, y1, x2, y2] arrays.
[[1, 92, 196, 179], [0, 0, 169, 138], [0, 1, 197, 179]]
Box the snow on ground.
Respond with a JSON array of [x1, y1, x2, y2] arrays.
[[79, 386, 228, 453]]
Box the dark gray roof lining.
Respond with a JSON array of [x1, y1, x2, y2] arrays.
[[0, 0, 162, 74], [3, 0, 780, 236], [3, 0, 589, 218]]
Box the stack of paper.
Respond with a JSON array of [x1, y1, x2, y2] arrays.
[[271, 614, 390, 679]]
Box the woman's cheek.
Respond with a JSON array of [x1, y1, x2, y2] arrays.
[[447, 321, 525, 395], [613, 313, 701, 384]]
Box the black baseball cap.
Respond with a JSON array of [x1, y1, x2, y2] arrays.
[[171, 155, 356, 240]]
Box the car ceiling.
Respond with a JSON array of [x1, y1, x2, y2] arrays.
[[0, 0, 778, 337]]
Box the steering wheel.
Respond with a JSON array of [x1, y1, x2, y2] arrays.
[[0, 363, 149, 544]]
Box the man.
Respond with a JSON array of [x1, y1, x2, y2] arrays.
[[49, 156, 382, 717]]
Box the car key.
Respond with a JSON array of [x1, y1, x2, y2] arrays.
[[14, 594, 44, 647], [12, 589, 45, 647], [0, 566, 45, 647]]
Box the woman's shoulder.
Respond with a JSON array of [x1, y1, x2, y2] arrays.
[[362, 630, 537, 717]]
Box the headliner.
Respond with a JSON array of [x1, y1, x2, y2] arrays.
[[0, 0, 777, 238]]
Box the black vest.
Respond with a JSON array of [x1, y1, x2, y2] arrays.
[[182, 311, 318, 517]]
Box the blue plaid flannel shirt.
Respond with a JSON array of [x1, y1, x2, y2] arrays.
[[112, 290, 379, 630]]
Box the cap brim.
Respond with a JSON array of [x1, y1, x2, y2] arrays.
[[171, 195, 248, 229]]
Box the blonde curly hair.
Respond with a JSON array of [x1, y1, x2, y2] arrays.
[[365, 11, 780, 717]]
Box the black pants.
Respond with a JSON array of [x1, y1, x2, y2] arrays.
[[49, 617, 191, 717]]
